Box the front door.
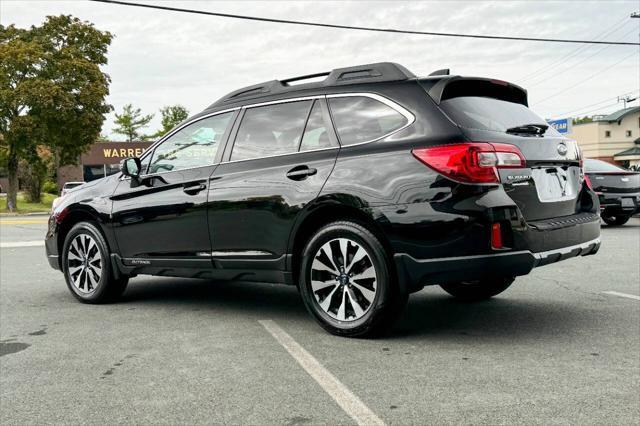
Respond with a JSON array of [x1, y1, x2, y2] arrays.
[[207, 98, 339, 272], [111, 111, 236, 270]]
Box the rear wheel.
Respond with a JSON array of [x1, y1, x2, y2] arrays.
[[602, 214, 630, 226], [62, 222, 128, 303], [440, 276, 515, 301], [299, 221, 407, 337]]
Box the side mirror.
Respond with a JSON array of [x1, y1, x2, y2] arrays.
[[120, 157, 142, 178]]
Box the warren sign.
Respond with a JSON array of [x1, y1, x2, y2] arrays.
[[81, 141, 153, 165]]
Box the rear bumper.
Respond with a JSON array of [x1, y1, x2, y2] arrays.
[[598, 192, 640, 215], [395, 238, 600, 291]]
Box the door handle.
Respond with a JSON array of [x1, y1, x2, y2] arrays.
[[286, 166, 317, 181], [183, 183, 207, 195]]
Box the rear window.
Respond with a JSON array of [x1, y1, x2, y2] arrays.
[[584, 159, 627, 173], [440, 96, 559, 135], [328, 96, 407, 145]]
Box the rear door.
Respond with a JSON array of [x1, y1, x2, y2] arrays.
[[434, 80, 584, 220], [207, 97, 339, 267]]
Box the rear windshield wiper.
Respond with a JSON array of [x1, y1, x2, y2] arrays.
[[505, 123, 549, 135]]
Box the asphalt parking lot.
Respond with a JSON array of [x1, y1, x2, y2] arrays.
[[1, 215, 639, 425]]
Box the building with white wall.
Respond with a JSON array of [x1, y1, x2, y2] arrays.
[[567, 106, 640, 168]]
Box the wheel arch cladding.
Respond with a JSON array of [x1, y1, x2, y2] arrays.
[[57, 209, 105, 267], [289, 199, 395, 284]]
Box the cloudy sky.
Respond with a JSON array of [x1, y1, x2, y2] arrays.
[[2, 0, 639, 141]]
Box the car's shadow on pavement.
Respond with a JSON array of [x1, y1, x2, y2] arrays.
[[121, 277, 592, 341], [391, 291, 592, 341], [122, 277, 309, 321]]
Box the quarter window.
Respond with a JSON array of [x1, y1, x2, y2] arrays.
[[147, 112, 233, 174], [232, 101, 313, 161], [300, 100, 336, 151], [328, 96, 407, 145]]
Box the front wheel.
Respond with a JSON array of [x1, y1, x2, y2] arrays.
[[299, 221, 407, 337], [62, 221, 128, 303], [440, 276, 515, 301], [602, 214, 630, 226]]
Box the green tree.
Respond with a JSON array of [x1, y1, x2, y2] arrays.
[[154, 105, 189, 138], [113, 104, 154, 142], [573, 116, 594, 125], [0, 15, 112, 210]]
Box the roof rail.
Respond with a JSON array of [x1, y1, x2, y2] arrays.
[[209, 62, 416, 108], [428, 68, 450, 76]]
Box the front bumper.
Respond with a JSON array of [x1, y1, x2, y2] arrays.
[[45, 215, 61, 270]]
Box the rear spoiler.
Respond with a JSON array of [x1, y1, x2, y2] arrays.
[[419, 76, 529, 106]]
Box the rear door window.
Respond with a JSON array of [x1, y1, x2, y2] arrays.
[[231, 100, 313, 161], [300, 100, 336, 152], [328, 96, 407, 145]]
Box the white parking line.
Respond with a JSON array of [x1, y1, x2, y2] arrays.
[[0, 241, 44, 248], [259, 320, 385, 426], [602, 291, 640, 301]]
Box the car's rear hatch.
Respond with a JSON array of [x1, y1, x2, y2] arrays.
[[422, 77, 585, 221]]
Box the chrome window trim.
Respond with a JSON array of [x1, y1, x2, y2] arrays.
[[241, 95, 324, 109], [122, 92, 416, 175], [220, 92, 415, 165]]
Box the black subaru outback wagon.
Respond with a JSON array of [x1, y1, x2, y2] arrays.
[[46, 63, 601, 337]]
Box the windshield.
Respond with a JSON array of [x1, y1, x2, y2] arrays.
[[440, 96, 560, 135]]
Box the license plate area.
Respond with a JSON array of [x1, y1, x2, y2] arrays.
[[531, 167, 579, 203], [621, 198, 635, 209]]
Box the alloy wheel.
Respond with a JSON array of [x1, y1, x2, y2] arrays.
[[67, 234, 103, 294], [310, 238, 377, 322]]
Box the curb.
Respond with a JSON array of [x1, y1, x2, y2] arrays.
[[0, 212, 50, 217]]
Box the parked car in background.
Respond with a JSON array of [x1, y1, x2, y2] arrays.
[[61, 181, 84, 196], [52, 182, 85, 211], [584, 159, 640, 226], [45, 62, 601, 337]]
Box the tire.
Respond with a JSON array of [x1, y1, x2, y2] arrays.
[[440, 276, 515, 302], [602, 214, 630, 226], [299, 221, 407, 337], [62, 221, 128, 304]]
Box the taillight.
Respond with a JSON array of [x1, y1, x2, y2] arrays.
[[584, 174, 593, 190], [411, 142, 525, 184], [491, 223, 503, 250]]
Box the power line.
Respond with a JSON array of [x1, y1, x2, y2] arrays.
[[89, 0, 640, 46], [532, 52, 638, 106], [518, 15, 633, 82], [520, 19, 635, 84], [527, 26, 638, 88], [550, 90, 639, 118], [570, 102, 634, 118]]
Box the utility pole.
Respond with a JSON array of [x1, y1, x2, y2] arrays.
[[618, 95, 638, 109]]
